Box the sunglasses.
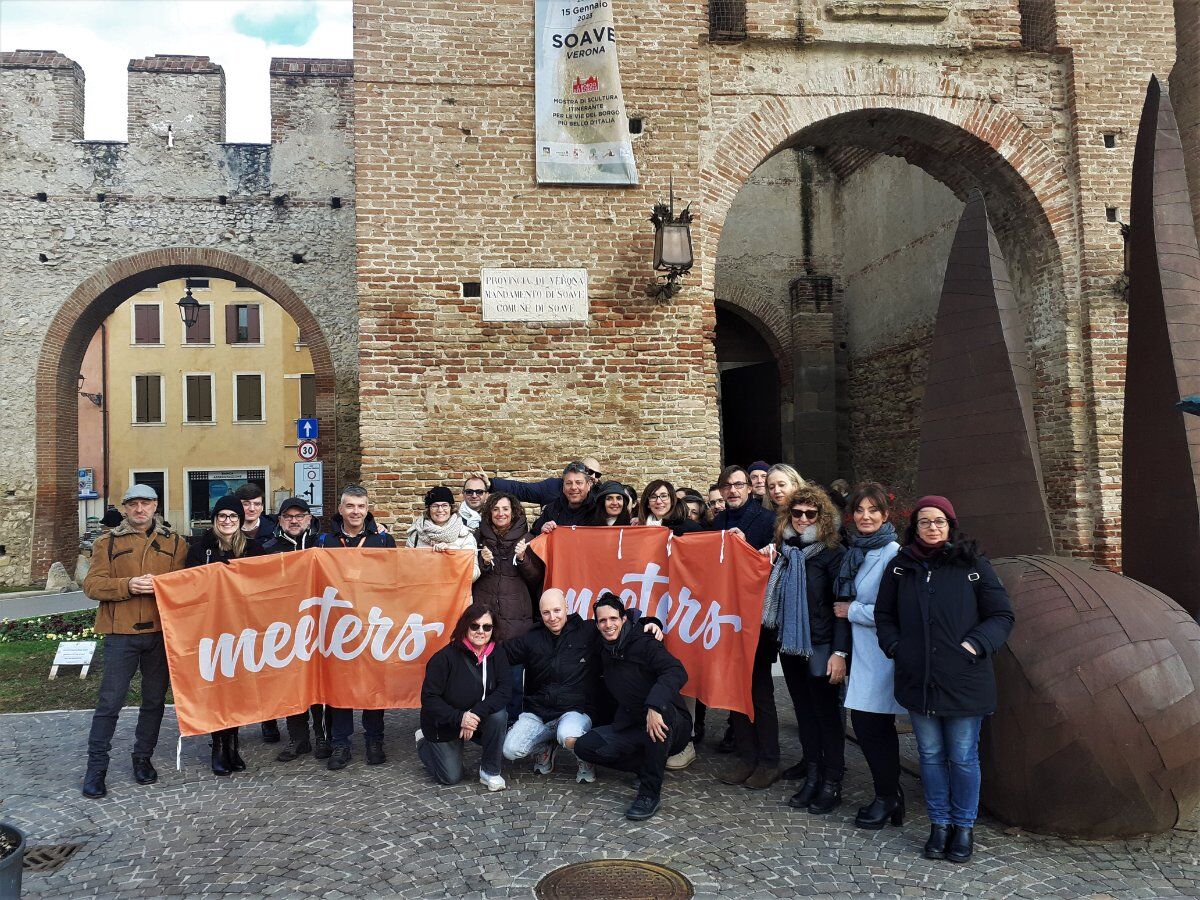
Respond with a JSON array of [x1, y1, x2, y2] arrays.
[[463, 489, 486, 497], [585, 468, 602, 480], [468, 622, 494, 632], [791, 508, 819, 521]]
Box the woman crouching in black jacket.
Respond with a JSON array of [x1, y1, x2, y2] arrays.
[[765, 483, 848, 812], [184, 495, 265, 776], [417, 603, 512, 791], [874, 495, 1014, 864]]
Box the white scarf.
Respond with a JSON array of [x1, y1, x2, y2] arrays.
[[458, 501, 481, 529]]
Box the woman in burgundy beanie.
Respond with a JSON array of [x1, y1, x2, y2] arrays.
[[873, 494, 1014, 864]]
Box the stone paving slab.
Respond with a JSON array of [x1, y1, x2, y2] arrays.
[[1, 697, 1198, 899]]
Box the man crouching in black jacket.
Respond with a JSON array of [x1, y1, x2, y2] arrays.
[[575, 592, 691, 821]]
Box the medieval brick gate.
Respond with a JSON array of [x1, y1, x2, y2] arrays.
[[0, 53, 359, 586]]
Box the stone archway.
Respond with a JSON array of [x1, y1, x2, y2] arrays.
[[698, 82, 1093, 554], [32, 247, 343, 580]]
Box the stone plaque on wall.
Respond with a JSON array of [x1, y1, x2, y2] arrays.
[[481, 268, 588, 322]]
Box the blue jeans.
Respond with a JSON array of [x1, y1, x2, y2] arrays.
[[502, 711, 592, 761], [910, 713, 984, 827]]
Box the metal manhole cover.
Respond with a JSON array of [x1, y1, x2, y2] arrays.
[[23, 844, 82, 873], [535, 859, 693, 899]]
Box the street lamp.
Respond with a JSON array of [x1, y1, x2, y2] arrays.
[[650, 177, 694, 299], [77, 372, 102, 407], [177, 286, 202, 328]]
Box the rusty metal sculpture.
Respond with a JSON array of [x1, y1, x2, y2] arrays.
[[913, 91, 1200, 836], [980, 555, 1200, 837], [915, 189, 1054, 558], [1121, 75, 1200, 618]]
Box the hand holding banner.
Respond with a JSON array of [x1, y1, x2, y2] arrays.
[[530, 526, 770, 718], [155, 549, 474, 736]]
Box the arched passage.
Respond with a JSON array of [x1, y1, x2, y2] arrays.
[[715, 301, 785, 467], [702, 85, 1091, 552], [33, 247, 341, 579]]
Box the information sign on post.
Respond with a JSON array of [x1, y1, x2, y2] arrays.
[[297, 418, 319, 441], [294, 461, 324, 516], [50, 640, 97, 680]]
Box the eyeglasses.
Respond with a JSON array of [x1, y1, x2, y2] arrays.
[[468, 622, 494, 632], [649, 492, 672, 502], [585, 468, 602, 480], [463, 489, 486, 497], [917, 518, 950, 529], [706, 500, 723, 507], [723, 481, 749, 491], [791, 508, 819, 521], [215, 512, 240, 522]]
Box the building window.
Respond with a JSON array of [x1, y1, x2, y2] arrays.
[[184, 304, 212, 344], [709, 0, 747, 42], [132, 303, 161, 345], [185, 277, 210, 290], [133, 374, 164, 424], [234, 373, 264, 422], [1019, 0, 1056, 50], [299, 374, 316, 419], [187, 468, 266, 532], [226, 304, 262, 344], [184, 374, 214, 423]]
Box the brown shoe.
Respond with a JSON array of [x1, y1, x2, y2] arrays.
[[718, 761, 755, 785], [744, 765, 782, 790]]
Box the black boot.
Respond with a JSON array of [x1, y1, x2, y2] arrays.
[[782, 757, 810, 780], [132, 754, 157, 785], [787, 763, 822, 809], [946, 826, 973, 863], [716, 723, 736, 754], [261, 720, 281, 744], [924, 824, 952, 860], [228, 730, 246, 772], [276, 737, 312, 763], [312, 708, 332, 760], [82, 769, 107, 798], [855, 786, 905, 830], [807, 774, 843, 814], [211, 734, 232, 776], [365, 739, 386, 765]]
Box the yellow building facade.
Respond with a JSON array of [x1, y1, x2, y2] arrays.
[[93, 276, 315, 534]]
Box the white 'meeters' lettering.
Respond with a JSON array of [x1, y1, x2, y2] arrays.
[[561, 563, 743, 647], [198, 586, 446, 681]]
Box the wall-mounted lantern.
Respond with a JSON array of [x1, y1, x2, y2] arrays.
[[651, 178, 694, 299]]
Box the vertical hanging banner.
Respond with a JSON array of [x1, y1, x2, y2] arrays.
[[534, 0, 639, 185], [529, 527, 769, 718]]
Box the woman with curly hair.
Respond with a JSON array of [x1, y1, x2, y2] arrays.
[[764, 483, 847, 812]]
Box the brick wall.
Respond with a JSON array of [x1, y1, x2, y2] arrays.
[[1173, 0, 1200, 250]]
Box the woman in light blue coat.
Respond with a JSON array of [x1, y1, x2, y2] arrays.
[[833, 482, 905, 830]]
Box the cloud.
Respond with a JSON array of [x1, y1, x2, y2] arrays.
[[232, 2, 320, 47], [0, 0, 351, 142]]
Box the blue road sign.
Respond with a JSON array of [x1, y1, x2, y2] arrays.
[[297, 417, 319, 440]]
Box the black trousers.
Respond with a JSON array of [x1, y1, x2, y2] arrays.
[[851, 709, 900, 797], [780, 652, 845, 778], [86, 632, 170, 773], [285, 704, 330, 743], [417, 709, 508, 784], [575, 705, 691, 798], [731, 628, 780, 767]]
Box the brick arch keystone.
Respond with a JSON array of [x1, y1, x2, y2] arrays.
[[33, 246, 339, 579]]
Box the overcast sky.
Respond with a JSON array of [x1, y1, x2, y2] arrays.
[[0, 1, 352, 142]]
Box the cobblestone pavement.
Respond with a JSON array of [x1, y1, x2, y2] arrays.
[[2, 697, 1198, 899]]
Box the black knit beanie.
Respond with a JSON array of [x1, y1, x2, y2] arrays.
[[424, 485, 455, 508], [212, 494, 246, 526]]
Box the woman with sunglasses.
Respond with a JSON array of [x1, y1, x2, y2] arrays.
[[589, 481, 633, 526], [831, 483, 905, 830], [416, 604, 512, 790], [762, 484, 846, 810], [874, 495, 1014, 863], [184, 494, 265, 776]]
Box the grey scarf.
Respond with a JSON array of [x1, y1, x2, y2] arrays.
[[762, 524, 825, 657], [407, 512, 471, 547]]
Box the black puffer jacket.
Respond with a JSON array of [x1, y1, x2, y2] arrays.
[[599, 620, 689, 731], [781, 534, 849, 653], [472, 520, 542, 640], [504, 613, 602, 720], [874, 543, 1015, 717], [184, 529, 265, 568], [419, 641, 512, 742]]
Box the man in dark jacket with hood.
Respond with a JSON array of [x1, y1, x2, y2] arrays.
[[260, 497, 329, 762], [484, 459, 600, 534], [575, 593, 690, 821], [316, 485, 397, 770]]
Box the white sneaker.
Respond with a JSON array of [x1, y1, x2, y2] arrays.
[[576, 761, 596, 784], [533, 745, 557, 775], [479, 770, 507, 792], [414, 729, 424, 746], [666, 741, 697, 770]]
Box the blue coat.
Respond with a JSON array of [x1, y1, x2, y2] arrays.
[[843, 541, 905, 715], [707, 499, 775, 550]]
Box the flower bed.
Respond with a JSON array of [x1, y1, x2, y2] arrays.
[[0, 610, 97, 644]]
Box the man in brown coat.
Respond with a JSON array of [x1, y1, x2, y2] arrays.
[[80, 484, 188, 798]]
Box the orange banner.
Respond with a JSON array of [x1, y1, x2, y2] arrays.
[[155, 549, 475, 736], [530, 526, 770, 718]]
